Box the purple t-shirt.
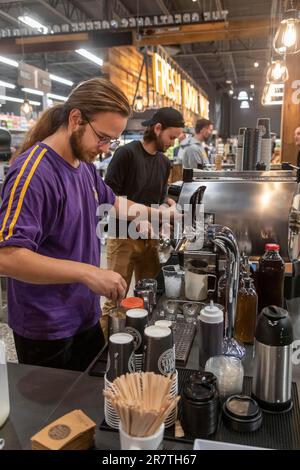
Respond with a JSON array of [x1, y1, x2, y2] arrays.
[[0, 142, 115, 340]]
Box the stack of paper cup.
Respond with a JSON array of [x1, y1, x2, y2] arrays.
[[257, 118, 272, 170], [104, 374, 119, 429], [164, 370, 178, 428]]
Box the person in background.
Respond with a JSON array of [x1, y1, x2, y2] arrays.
[[103, 108, 184, 328], [0, 78, 173, 371], [295, 126, 300, 166], [182, 118, 213, 169], [173, 132, 188, 160]]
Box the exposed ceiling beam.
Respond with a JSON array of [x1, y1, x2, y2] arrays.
[[174, 48, 269, 58], [0, 10, 23, 27], [136, 19, 273, 46], [229, 53, 238, 84], [0, 31, 133, 54], [192, 55, 214, 89], [155, 0, 170, 16], [35, 0, 73, 25], [153, 0, 213, 89]]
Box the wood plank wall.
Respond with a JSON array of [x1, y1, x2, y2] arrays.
[[105, 46, 207, 127]]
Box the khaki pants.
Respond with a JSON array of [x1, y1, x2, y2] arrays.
[[101, 238, 160, 340]]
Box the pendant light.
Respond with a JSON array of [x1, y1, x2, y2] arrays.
[[238, 90, 249, 100], [133, 94, 145, 113], [240, 100, 249, 109], [273, 3, 300, 55], [266, 60, 289, 83], [20, 98, 33, 118]]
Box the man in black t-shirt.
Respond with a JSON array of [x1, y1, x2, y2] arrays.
[[103, 108, 184, 320]]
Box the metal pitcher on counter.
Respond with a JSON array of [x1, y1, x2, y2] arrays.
[[252, 305, 294, 412]]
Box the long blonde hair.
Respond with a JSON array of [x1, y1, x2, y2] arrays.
[[17, 77, 131, 156]]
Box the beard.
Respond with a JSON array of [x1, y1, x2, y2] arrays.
[[155, 135, 168, 152], [69, 128, 97, 163]]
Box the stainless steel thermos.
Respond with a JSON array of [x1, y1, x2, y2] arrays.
[[252, 306, 294, 412]]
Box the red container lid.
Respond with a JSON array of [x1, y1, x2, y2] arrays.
[[120, 297, 144, 310], [265, 244, 280, 251]]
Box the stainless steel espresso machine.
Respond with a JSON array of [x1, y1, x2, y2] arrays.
[[169, 168, 300, 339]]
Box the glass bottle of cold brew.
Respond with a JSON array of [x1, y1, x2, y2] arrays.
[[234, 277, 258, 344], [258, 244, 285, 313]]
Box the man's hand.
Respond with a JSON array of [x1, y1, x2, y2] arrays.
[[134, 220, 155, 238], [160, 202, 182, 223], [84, 267, 127, 303]]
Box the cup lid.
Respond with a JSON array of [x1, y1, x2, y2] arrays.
[[189, 370, 217, 386], [126, 308, 148, 319], [144, 325, 171, 338], [183, 382, 216, 403], [109, 332, 133, 344], [121, 297, 144, 309], [222, 395, 263, 432]]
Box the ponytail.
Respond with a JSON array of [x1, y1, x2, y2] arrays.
[[16, 104, 67, 156], [17, 78, 131, 156]]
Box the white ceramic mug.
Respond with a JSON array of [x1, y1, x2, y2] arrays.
[[185, 270, 217, 301], [119, 423, 164, 450]]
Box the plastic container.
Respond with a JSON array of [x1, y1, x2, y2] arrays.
[[198, 301, 224, 368], [0, 340, 10, 427], [205, 355, 244, 398], [258, 244, 285, 313]]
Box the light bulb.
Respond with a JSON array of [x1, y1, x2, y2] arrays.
[[266, 60, 289, 83], [134, 95, 145, 113], [272, 62, 283, 80], [23, 102, 30, 114], [282, 21, 297, 47], [20, 99, 33, 117]]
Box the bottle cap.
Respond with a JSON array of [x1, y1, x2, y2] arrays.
[[265, 243, 280, 251], [121, 297, 144, 310], [200, 300, 224, 324]]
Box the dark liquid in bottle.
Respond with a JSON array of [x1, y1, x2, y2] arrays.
[[258, 247, 284, 313]]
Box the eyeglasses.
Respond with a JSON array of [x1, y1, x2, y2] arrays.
[[81, 112, 120, 150]]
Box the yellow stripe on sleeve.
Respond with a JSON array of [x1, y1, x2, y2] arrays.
[[0, 145, 40, 242], [5, 147, 48, 241]]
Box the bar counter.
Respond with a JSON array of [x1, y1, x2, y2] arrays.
[[2, 332, 300, 450]]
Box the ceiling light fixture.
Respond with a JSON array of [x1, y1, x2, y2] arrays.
[[226, 80, 232, 84], [0, 55, 19, 68], [133, 94, 145, 113], [261, 83, 284, 106], [75, 49, 103, 66], [229, 89, 234, 95], [0, 95, 41, 105], [238, 90, 249, 100], [21, 87, 44, 96], [47, 93, 68, 101], [254, 61, 259, 68], [273, 6, 300, 54], [49, 74, 74, 86], [0, 80, 16, 89], [266, 60, 289, 83], [20, 98, 33, 116], [240, 100, 250, 109], [250, 84, 255, 89], [18, 15, 48, 34]]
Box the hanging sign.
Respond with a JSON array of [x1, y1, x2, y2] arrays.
[[153, 54, 182, 105], [18, 63, 51, 93], [0, 11, 228, 38], [152, 53, 209, 117]]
